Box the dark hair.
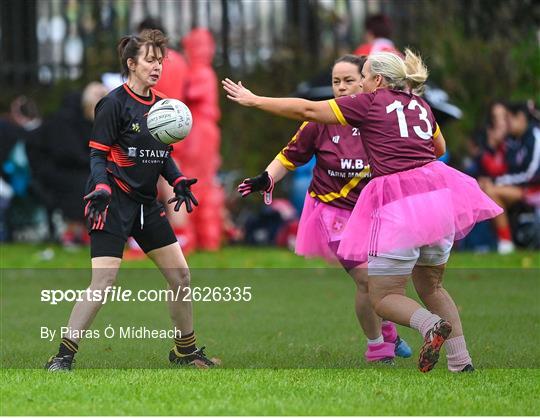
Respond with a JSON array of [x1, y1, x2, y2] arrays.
[[485, 100, 506, 128], [11, 96, 40, 119], [365, 14, 393, 39], [117, 29, 168, 78], [334, 54, 366, 75], [505, 101, 529, 117], [137, 17, 165, 34]]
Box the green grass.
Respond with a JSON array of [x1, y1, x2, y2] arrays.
[[1, 243, 538, 268], [1, 244, 539, 415], [1, 369, 537, 415]]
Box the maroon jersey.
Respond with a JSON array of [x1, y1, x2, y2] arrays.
[[329, 89, 441, 177], [277, 121, 371, 210]]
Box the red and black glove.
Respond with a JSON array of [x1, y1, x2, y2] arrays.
[[84, 184, 111, 230], [237, 171, 274, 205], [168, 177, 199, 213]]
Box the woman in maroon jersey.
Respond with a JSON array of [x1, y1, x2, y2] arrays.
[[237, 55, 412, 364], [45, 30, 218, 371], [223, 49, 502, 372]]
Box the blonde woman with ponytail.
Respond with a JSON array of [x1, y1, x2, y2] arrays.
[[366, 48, 427, 93], [223, 49, 502, 373]]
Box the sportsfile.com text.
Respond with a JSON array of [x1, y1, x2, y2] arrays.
[[40, 286, 252, 305]]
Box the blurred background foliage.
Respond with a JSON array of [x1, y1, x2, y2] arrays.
[[392, 0, 540, 160], [1, 0, 538, 174], [220, 0, 539, 173]]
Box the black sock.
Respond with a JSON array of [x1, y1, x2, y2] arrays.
[[58, 338, 78, 357], [174, 331, 196, 355]]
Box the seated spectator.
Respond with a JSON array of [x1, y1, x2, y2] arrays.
[[1, 96, 42, 241], [463, 101, 508, 189], [0, 112, 22, 241], [479, 102, 540, 254], [477, 101, 509, 178]]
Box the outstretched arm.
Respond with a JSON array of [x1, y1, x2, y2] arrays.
[[266, 159, 289, 184], [222, 78, 340, 124]]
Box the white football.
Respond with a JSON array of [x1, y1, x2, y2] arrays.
[[147, 99, 193, 144]]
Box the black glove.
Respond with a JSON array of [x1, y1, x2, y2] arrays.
[[237, 171, 274, 205], [168, 177, 198, 213], [84, 184, 111, 230]]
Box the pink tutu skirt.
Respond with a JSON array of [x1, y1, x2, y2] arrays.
[[295, 193, 360, 268], [337, 161, 503, 262]]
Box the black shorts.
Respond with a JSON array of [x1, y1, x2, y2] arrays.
[[89, 182, 177, 258]]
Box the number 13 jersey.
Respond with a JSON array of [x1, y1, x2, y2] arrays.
[[330, 89, 441, 177]]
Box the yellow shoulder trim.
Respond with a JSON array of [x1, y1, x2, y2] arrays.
[[285, 121, 310, 146], [310, 166, 370, 203], [275, 153, 297, 171], [277, 121, 311, 171], [328, 99, 347, 126], [433, 123, 441, 139], [298, 121, 310, 131]]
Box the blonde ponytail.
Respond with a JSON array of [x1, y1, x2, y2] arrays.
[[367, 49, 429, 95], [368, 52, 408, 91], [403, 48, 428, 95]]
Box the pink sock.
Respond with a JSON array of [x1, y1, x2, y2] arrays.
[[365, 341, 395, 362], [410, 308, 441, 338], [446, 336, 473, 372], [381, 321, 398, 343]]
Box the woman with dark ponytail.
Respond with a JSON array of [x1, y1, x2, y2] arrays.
[[45, 30, 219, 371]]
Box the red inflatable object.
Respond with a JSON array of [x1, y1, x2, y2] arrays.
[[155, 48, 188, 102], [175, 28, 224, 250]]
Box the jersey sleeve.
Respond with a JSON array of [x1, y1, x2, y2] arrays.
[[89, 96, 122, 152], [275, 122, 318, 170], [423, 98, 440, 139], [433, 122, 441, 139], [89, 148, 110, 187], [330, 93, 375, 127], [161, 151, 185, 186]]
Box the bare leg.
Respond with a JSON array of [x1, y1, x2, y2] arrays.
[[146, 242, 193, 334], [348, 266, 381, 339], [368, 274, 421, 326], [483, 185, 522, 234], [480, 180, 524, 253], [64, 257, 122, 342], [412, 264, 463, 338], [147, 242, 220, 367], [412, 264, 472, 371], [491, 185, 525, 236]]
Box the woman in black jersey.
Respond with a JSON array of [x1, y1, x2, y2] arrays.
[[45, 29, 219, 370]]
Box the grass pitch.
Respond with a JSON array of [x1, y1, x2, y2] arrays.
[[1, 244, 539, 415]]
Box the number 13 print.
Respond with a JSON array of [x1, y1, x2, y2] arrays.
[[386, 99, 433, 140]]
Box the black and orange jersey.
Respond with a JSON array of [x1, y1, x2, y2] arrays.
[[88, 83, 181, 203]]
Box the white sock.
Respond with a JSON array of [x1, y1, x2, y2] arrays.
[[367, 335, 384, 345]]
